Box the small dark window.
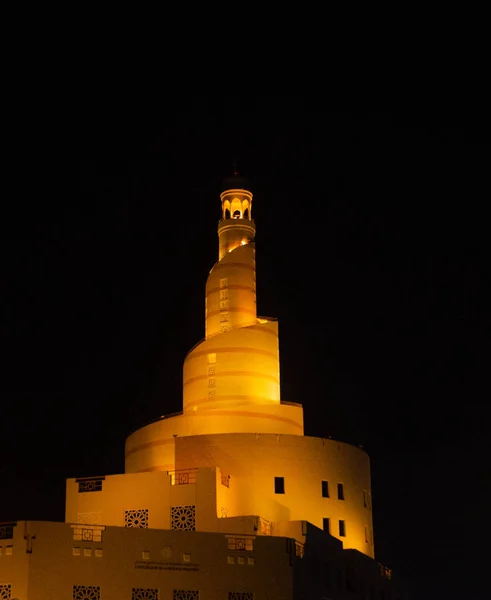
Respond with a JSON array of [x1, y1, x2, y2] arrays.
[[337, 483, 344, 500], [274, 476, 285, 494], [323, 518, 330, 533], [233, 210, 241, 218], [243, 208, 249, 219], [225, 209, 231, 219], [339, 520, 346, 537], [321, 480, 329, 497]]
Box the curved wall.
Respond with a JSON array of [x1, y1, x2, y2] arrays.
[[184, 319, 281, 414], [175, 433, 374, 558], [125, 404, 304, 474], [206, 243, 257, 338]]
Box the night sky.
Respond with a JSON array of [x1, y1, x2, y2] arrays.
[[2, 107, 489, 599]]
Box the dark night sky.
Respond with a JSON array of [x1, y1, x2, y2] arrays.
[[2, 106, 489, 599]]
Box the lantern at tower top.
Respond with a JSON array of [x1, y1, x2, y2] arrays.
[[218, 173, 255, 260]]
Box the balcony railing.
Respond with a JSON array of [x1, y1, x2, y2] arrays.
[[168, 469, 198, 485]]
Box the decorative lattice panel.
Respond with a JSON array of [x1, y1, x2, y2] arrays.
[[173, 592, 199, 600], [132, 589, 159, 600], [0, 584, 11, 600], [73, 585, 101, 600], [229, 594, 254, 600], [171, 505, 196, 531], [124, 509, 149, 528]]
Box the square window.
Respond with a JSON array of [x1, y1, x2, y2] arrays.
[[220, 289, 228, 300], [72, 547, 81, 556], [5, 546, 12, 555], [95, 549, 103, 558], [274, 476, 285, 494], [207, 353, 216, 364], [339, 520, 346, 537], [183, 553, 191, 562], [237, 556, 245, 564], [142, 551, 150, 560], [83, 548, 92, 557], [322, 480, 329, 498], [220, 299, 229, 310], [323, 518, 330, 533], [337, 483, 345, 500], [247, 557, 255, 565], [220, 278, 228, 288], [228, 556, 235, 564]]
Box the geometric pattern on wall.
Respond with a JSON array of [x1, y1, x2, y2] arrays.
[[124, 509, 149, 528], [173, 592, 199, 600], [229, 594, 254, 600], [0, 584, 11, 600], [132, 589, 159, 600], [171, 505, 196, 531], [72, 586, 101, 600]]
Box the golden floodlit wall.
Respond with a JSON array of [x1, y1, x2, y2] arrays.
[[2, 521, 296, 600], [175, 434, 375, 558], [124, 402, 304, 473], [184, 319, 281, 413], [65, 469, 219, 532]]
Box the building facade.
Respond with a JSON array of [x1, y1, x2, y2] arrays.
[[0, 175, 405, 599]]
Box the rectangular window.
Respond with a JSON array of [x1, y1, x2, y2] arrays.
[[274, 476, 285, 494], [227, 537, 254, 551], [322, 480, 329, 497], [207, 353, 216, 364], [0, 524, 14, 540], [220, 299, 229, 310], [337, 483, 345, 500], [72, 527, 103, 543], [220, 277, 228, 288], [220, 289, 228, 299], [77, 478, 103, 493], [339, 520, 346, 537], [323, 518, 330, 533]]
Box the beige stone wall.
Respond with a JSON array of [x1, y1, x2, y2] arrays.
[[184, 319, 282, 413], [205, 243, 257, 338], [124, 403, 304, 474], [0, 522, 29, 599], [66, 469, 220, 534], [174, 433, 375, 558], [2, 521, 295, 600]]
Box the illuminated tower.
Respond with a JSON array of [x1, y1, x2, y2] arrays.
[[63, 174, 374, 561], [1, 173, 398, 600], [120, 175, 374, 558]]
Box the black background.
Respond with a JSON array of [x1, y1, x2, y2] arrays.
[[2, 106, 489, 599]]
